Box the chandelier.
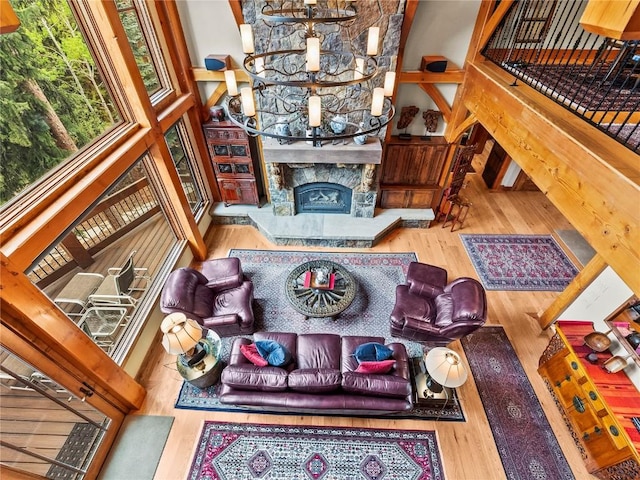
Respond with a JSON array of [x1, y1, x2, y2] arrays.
[[223, 0, 396, 146]]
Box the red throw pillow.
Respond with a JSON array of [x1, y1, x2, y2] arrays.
[[240, 344, 268, 367], [355, 359, 395, 374]]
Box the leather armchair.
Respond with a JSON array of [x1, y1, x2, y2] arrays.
[[160, 258, 255, 336], [390, 262, 486, 345]]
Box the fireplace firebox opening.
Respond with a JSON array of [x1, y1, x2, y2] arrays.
[[295, 182, 352, 214]]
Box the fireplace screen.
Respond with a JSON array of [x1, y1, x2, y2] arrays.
[[295, 182, 352, 214]]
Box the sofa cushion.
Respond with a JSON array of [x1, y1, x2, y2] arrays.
[[240, 344, 268, 367], [297, 334, 341, 370], [355, 360, 395, 374], [342, 372, 411, 398], [255, 340, 292, 367], [288, 368, 342, 393], [353, 342, 393, 363], [221, 365, 288, 392]]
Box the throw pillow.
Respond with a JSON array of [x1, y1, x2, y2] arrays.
[[255, 340, 292, 367], [353, 342, 393, 363], [240, 343, 268, 367], [355, 360, 395, 374]]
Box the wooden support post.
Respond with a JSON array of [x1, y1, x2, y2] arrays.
[[61, 233, 94, 269], [538, 253, 608, 329]]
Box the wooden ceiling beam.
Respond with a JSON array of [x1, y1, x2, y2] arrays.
[[462, 62, 640, 295]]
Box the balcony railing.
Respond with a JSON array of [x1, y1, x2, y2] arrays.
[[29, 178, 160, 287], [482, 0, 639, 153]]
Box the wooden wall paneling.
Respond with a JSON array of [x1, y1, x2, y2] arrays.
[[462, 62, 640, 296]]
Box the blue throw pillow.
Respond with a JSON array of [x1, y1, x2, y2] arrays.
[[254, 340, 292, 367], [353, 342, 393, 363]]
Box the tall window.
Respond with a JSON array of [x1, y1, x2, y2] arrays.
[[28, 157, 178, 362], [115, 0, 171, 103], [0, 0, 120, 205], [165, 121, 205, 214]]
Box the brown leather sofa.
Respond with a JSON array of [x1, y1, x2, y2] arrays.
[[160, 258, 255, 336], [219, 332, 413, 414], [390, 262, 487, 345]]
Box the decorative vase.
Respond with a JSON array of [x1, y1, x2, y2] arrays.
[[209, 106, 225, 122], [330, 116, 347, 134], [353, 123, 367, 145], [274, 123, 291, 144]]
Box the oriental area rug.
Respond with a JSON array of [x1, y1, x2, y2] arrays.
[[175, 250, 464, 421], [187, 422, 445, 480], [460, 234, 579, 291], [461, 327, 574, 480]]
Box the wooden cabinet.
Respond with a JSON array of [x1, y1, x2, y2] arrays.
[[379, 136, 448, 209], [538, 321, 640, 479], [203, 120, 263, 206]]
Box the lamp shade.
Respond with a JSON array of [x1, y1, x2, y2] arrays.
[[424, 347, 468, 388], [160, 313, 202, 355]]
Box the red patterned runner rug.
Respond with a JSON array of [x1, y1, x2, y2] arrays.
[[461, 326, 575, 479], [460, 234, 579, 291], [187, 421, 444, 480]]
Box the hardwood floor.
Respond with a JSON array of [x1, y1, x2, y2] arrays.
[[138, 151, 593, 479]]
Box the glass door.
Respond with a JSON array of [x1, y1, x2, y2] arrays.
[[0, 347, 115, 479]]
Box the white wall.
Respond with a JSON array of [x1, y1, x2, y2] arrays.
[[175, 0, 247, 104], [395, 0, 481, 137]]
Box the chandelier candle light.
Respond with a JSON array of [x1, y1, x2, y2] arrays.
[[224, 0, 396, 146]]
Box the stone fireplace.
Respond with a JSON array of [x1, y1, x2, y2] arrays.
[[262, 138, 382, 218]]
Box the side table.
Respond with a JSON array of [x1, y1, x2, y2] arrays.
[[177, 330, 224, 389]]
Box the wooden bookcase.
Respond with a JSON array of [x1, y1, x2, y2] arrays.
[[202, 120, 264, 206]]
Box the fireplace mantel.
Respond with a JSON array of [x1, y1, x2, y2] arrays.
[[261, 137, 382, 165]]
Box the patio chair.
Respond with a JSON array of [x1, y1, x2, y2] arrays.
[[88, 251, 151, 306]]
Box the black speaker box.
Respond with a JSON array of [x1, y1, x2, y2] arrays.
[[421, 55, 449, 73], [425, 60, 447, 73]]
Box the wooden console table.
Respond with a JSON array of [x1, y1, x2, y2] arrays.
[[538, 321, 640, 479]]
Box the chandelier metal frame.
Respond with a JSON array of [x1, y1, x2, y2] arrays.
[[224, 0, 396, 146]]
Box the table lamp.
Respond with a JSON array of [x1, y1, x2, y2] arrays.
[[160, 313, 221, 387], [424, 347, 468, 392]]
